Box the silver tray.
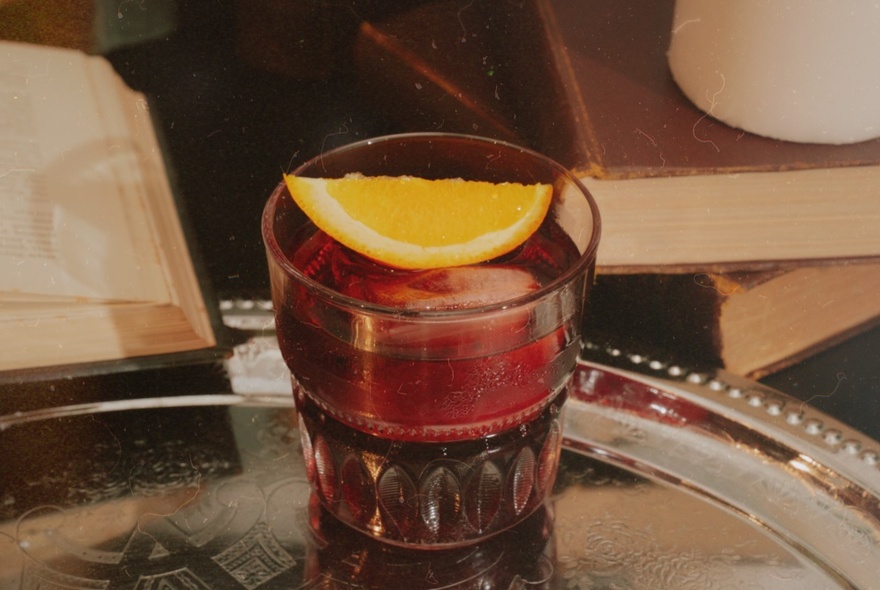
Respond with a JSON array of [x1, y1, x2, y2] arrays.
[[567, 343, 880, 590], [1, 342, 878, 589]]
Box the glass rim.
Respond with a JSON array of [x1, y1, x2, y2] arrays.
[[262, 132, 601, 319]]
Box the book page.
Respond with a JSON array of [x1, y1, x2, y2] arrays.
[[108, 63, 217, 345], [0, 41, 171, 304], [1, 301, 213, 372]]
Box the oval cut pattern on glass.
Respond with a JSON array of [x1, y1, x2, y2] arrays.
[[298, 415, 316, 485], [378, 465, 419, 539], [420, 466, 463, 536], [313, 435, 338, 504], [536, 420, 561, 495], [464, 461, 503, 533], [341, 455, 376, 522], [510, 447, 537, 515]]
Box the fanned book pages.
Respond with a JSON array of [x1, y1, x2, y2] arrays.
[[352, 0, 880, 272], [0, 40, 222, 374], [586, 262, 880, 378]]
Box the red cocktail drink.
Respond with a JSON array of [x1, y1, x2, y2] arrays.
[[263, 134, 600, 548]]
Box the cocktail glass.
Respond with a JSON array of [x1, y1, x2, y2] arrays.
[[262, 133, 600, 548]]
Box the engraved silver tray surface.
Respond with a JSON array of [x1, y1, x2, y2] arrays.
[[1, 325, 878, 588]]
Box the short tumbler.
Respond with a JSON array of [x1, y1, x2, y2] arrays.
[[262, 133, 600, 548]]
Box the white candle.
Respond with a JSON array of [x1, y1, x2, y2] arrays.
[[668, 0, 880, 144]]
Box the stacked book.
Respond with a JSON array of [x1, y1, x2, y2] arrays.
[[351, 0, 880, 377]]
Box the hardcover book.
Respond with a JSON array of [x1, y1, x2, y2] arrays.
[[350, 0, 880, 376], [586, 263, 880, 378], [353, 0, 880, 271]]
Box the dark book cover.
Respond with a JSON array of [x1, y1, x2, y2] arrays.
[[354, 0, 880, 178], [536, 0, 880, 178]]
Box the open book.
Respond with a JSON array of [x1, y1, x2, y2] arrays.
[[1, 41, 222, 374]]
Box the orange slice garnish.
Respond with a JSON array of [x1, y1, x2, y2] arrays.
[[283, 174, 552, 269]]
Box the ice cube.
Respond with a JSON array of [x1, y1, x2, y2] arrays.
[[293, 232, 541, 310], [353, 266, 541, 310]]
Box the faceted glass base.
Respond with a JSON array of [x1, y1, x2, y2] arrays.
[[295, 386, 566, 548]]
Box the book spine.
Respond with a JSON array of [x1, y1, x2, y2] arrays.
[[531, 0, 600, 172]]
